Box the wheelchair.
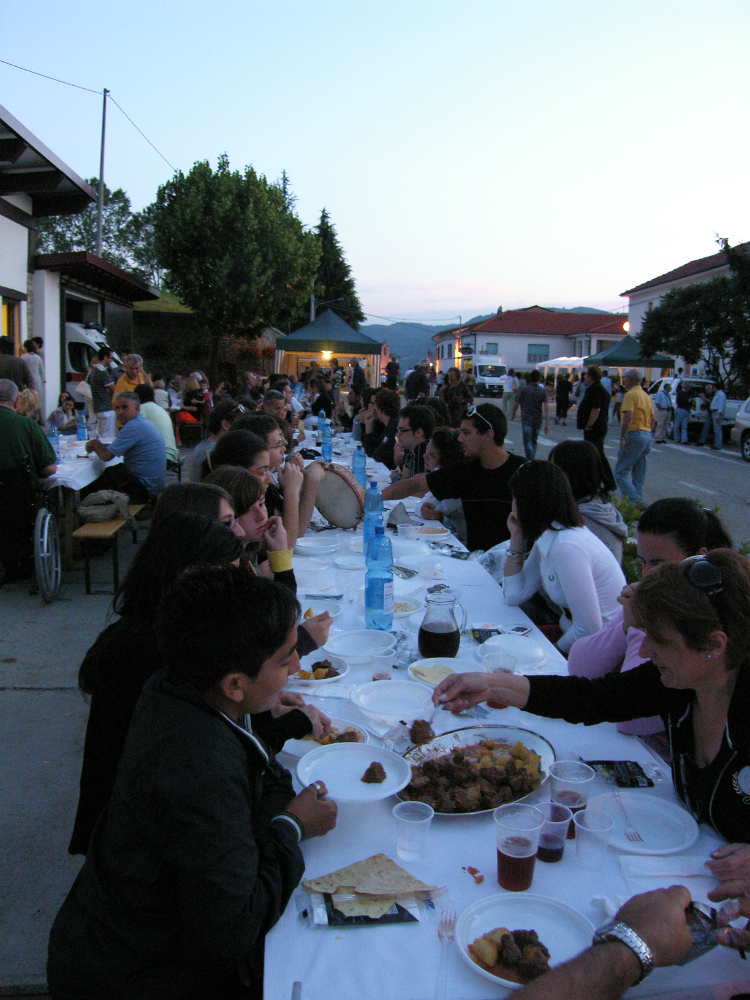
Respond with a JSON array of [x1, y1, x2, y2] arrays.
[[0, 462, 61, 603]]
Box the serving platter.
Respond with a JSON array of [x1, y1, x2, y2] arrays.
[[398, 724, 556, 816], [456, 894, 596, 989], [297, 743, 412, 803]]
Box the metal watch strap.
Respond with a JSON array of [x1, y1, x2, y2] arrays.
[[592, 920, 654, 985]]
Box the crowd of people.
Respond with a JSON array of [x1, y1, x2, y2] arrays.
[[2, 336, 748, 998]]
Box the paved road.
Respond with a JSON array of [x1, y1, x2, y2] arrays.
[[478, 401, 750, 546]]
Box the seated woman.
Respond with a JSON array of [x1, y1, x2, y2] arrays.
[[502, 461, 625, 654], [48, 391, 78, 434], [567, 498, 732, 736], [419, 427, 467, 545], [548, 439, 627, 564], [152, 480, 244, 537], [200, 428, 271, 482], [176, 374, 205, 446], [435, 548, 750, 851], [49, 567, 338, 1000]]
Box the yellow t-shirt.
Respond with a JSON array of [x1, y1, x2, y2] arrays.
[[621, 386, 654, 433], [114, 372, 145, 396]]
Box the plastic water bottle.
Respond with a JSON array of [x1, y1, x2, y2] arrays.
[[47, 426, 60, 461], [363, 480, 383, 555], [365, 526, 394, 630], [76, 410, 88, 441], [320, 417, 333, 462], [352, 444, 366, 489], [316, 408, 325, 447]]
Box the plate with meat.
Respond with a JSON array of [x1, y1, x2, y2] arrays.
[[398, 725, 555, 816], [296, 743, 412, 802], [291, 654, 349, 685], [456, 894, 595, 989], [281, 718, 369, 759]]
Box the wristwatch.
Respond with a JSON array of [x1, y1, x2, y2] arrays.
[[592, 920, 654, 984]]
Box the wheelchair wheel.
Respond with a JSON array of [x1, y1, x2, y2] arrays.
[[33, 507, 61, 603]]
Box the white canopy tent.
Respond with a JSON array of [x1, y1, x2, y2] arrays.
[[535, 356, 585, 379]]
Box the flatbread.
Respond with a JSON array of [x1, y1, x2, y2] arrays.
[[410, 663, 455, 686], [332, 896, 396, 919], [303, 853, 438, 898]]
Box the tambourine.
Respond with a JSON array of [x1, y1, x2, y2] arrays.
[[314, 463, 365, 529]]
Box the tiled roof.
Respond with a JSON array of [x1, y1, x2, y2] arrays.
[[621, 242, 750, 296], [437, 306, 627, 338]]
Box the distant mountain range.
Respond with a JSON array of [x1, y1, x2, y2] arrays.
[[363, 306, 612, 367]]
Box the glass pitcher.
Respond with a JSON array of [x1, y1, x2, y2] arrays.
[[417, 589, 467, 659]]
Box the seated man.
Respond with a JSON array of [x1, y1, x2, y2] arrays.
[[0, 378, 57, 583], [363, 388, 401, 469], [262, 389, 289, 421], [394, 404, 435, 480], [134, 383, 178, 463], [48, 566, 337, 999], [85, 391, 166, 505]]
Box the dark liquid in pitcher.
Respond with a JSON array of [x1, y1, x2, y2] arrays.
[[418, 624, 460, 658]]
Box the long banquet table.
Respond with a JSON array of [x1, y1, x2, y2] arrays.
[[264, 453, 750, 1000]]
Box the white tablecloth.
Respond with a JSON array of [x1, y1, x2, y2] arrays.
[[264, 504, 749, 1000], [45, 437, 122, 493]]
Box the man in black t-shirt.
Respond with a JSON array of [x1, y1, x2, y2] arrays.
[[382, 402, 524, 551], [577, 366, 616, 490]]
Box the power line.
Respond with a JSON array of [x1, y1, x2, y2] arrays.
[[363, 311, 459, 327], [0, 58, 175, 172]]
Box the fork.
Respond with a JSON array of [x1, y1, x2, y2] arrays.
[[436, 906, 456, 1000], [614, 789, 643, 842]]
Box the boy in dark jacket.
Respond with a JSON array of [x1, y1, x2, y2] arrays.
[[48, 568, 337, 1000]]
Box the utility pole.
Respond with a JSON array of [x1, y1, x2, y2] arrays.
[[310, 278, 315, 322], [96, 88, 109, 257]]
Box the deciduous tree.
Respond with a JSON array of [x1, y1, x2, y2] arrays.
[[640, 240, 750, 395], [152, 155, 319, 379]]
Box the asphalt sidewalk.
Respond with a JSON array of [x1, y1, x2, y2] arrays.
[[0, 532, 141, 995]]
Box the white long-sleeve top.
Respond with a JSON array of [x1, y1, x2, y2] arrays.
[[502, 525, 626, 653]]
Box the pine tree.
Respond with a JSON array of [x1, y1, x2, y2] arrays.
[[313, 209, 365, 328]]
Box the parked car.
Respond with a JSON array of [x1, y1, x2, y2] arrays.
[[647, 376, 742, 441], [730, 396, 750, 462]]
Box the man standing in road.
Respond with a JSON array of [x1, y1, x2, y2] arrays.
[[384, 356, 400, 390], [696, 382, 726, 451], [614, 369, 655, 505], [577, 365, 615, 487], [500, 369, 519, 420], [382, 403, 524, 552], [652, 381, 672, 443], [513, 370, 549, 460], [672, 379, 691, 444]]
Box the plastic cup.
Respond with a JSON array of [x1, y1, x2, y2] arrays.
[[335, 568, 357, 604], [483, 651, 517, 675], [549, 761, 595, 839], [574, 809, 614, 870], [371, 649, 395, 681], [397, 524, 416, 539], [493, 804, 544, 891], [393, 801, 434, 862], [536, 802, 573, 863]]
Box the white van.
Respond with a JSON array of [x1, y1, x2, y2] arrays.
[[471, 354, 507, 397], [65, 322, 121, 404]]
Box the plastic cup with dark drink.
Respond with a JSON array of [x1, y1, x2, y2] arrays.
[[494, 804, 544, 892], [536, 802, 573, 863], [549, 761, 595, 839]]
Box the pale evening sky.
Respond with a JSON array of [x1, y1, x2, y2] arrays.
[[2, 0, 748, 325]]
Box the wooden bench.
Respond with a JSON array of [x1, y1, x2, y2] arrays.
[[72, 504, 144, 594]]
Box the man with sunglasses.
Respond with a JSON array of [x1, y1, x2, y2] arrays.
[[383, 403, 524, 552]]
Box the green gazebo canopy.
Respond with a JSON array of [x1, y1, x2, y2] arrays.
[[584, 335, 674, 368], [279, 309, 383, 355]]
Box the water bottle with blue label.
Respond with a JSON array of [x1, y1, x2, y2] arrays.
[[365, 526, 394, 630], [363, 480, 383, 555], [47, 426, 60, 461], [320, 417, 333, 462]]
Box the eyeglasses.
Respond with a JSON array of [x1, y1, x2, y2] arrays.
[[467, 405, 493, 431], [396, 425, 411, 436]]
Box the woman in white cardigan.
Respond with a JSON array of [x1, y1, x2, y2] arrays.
[[502, 461, 626, 655]]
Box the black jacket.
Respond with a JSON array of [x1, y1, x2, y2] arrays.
[[50, 671, 305, 1000], [526, 661, 750, 843], [576, 381, 610, 436], [405, 368, 430, 400]]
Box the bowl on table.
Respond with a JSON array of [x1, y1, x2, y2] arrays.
[[350, 680, 435, 727], [475, 633, 548, 671]]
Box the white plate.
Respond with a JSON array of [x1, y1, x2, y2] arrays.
[[282, 717, 369, 759], [588, 791, 699, 855], [290, 653, 349, 685], [413, 524, 451, 538], [407, 657, 481, 687], [393, 596, 424, 618], [333, 554, 366, 570], [299, 600, 342, 620], [476, 633, 547, 670], [296, 743, 412, 803], [400, 725, 555, 815], [294, 537, 340, 557], [323, 630, 396, 664], [456, 894, 596, 989], [350, 680, 435, 726], [391, 538, 431, 558]]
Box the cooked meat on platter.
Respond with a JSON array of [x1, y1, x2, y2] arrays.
[[469, 927, 551, 983], [402, 739, 542, 814], [361, 761, 387, 784]]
